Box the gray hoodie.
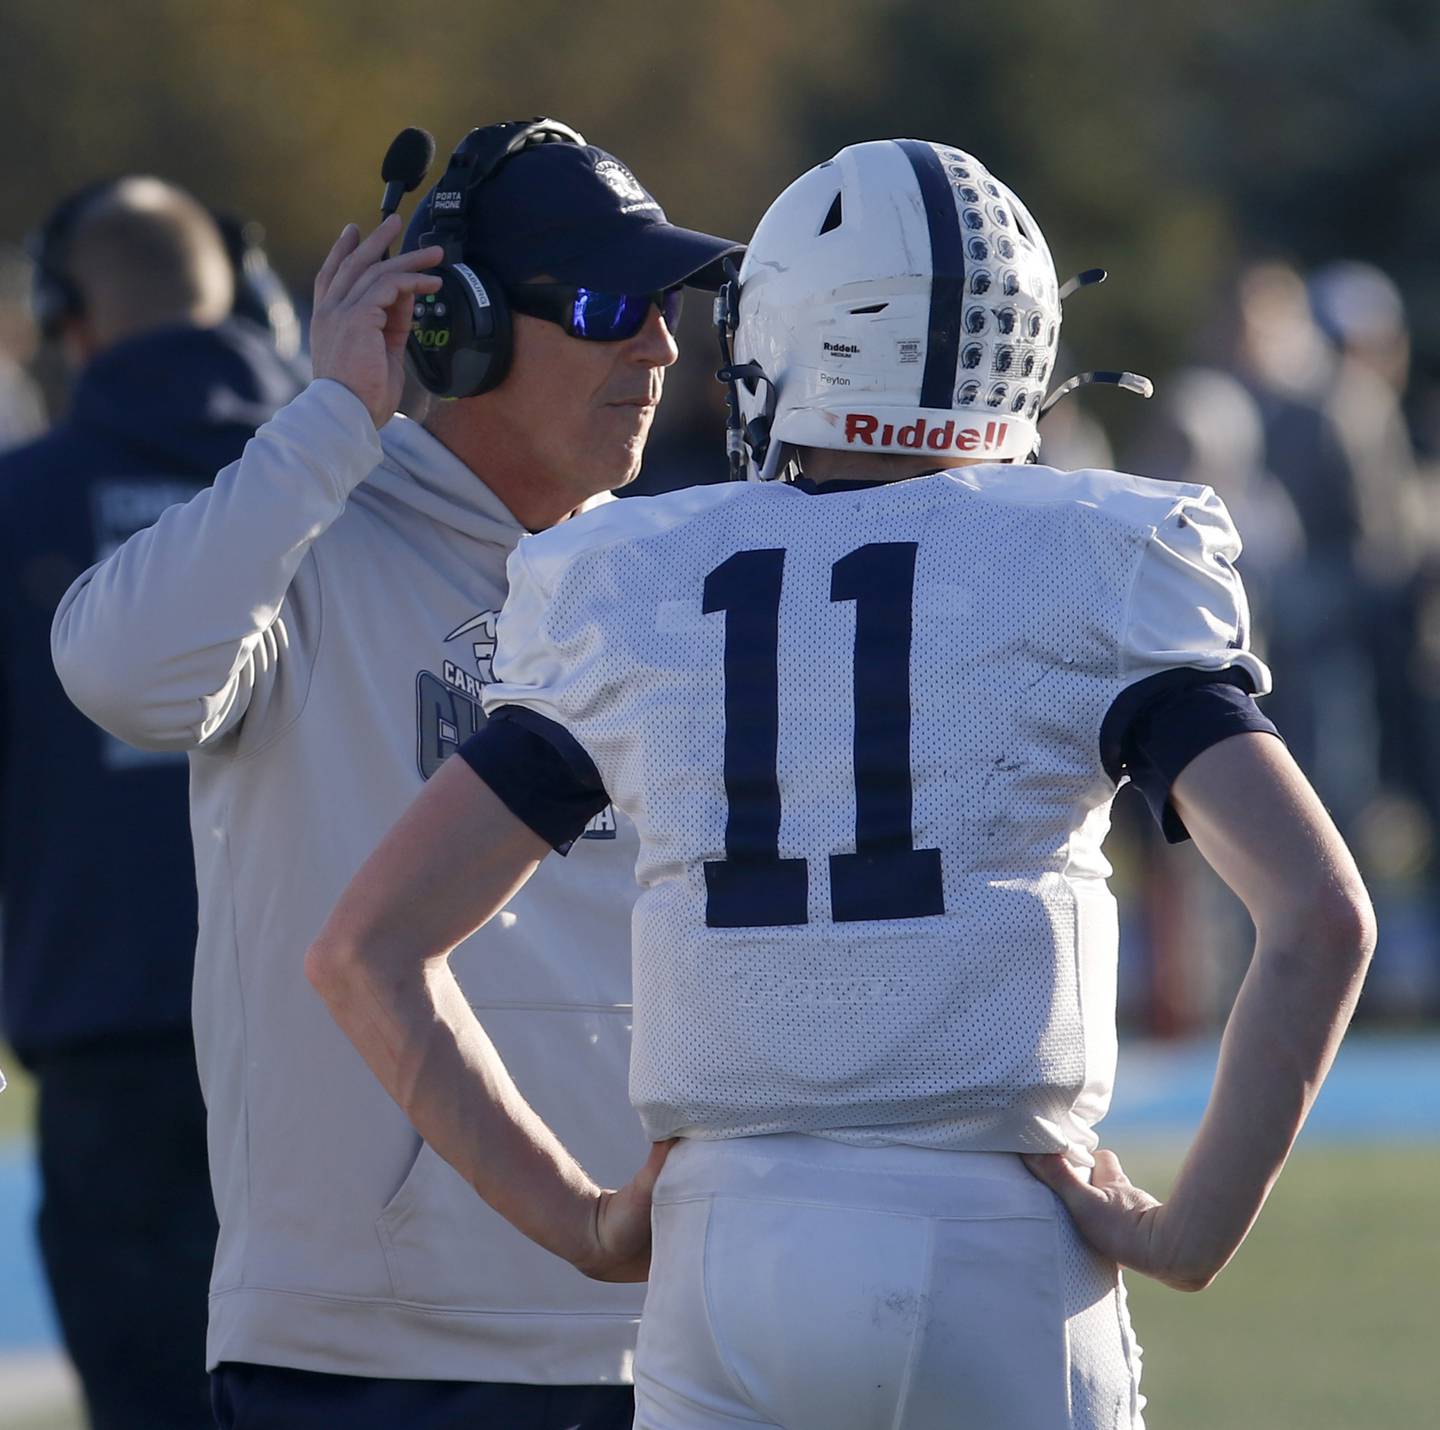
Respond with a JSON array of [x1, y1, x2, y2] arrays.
[[52, 380, 646, 1382]]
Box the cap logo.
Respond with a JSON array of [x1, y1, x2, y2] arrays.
[[594, 159, 659, 216], [595, 159, 645, 201]]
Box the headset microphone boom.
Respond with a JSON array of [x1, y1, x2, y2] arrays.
[[380, 127, 436, 222]]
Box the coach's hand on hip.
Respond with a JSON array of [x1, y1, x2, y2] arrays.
[[310, 214, 443, 428]]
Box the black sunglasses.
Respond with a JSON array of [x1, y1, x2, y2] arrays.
[[506, 283, 683, 342]]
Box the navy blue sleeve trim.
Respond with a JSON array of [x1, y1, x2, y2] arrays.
[[457, 706, 610, 856], [1100, 668, 1280, 844]]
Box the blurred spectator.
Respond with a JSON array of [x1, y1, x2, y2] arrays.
[[1308, 260, 1425, 583], [1308, 261, 1440, 1015], [1204, 260, 1380, 837], [1224, 262, 1354, 558], [0, 176, 301, 1428], [214, 211, 306, 370], [0, 243, 46, 452], [1130, 365, 1304, 610], [1124, 368, 1307, 1031], [1173, 257, 1440, 1021]]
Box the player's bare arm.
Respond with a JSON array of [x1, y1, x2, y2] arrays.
[[304, 755, 669, 1282], [1025, 731, 1374, 1291]]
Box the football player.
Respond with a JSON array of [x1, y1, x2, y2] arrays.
[[308, 141, 1374, 1429]]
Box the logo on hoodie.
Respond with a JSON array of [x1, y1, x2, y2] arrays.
[[444, 609, 499, 689], [415, 610, 498, 780], [415, 609, 616, 840]]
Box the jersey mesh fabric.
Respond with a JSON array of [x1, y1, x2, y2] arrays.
[[485, 467, 1267, 1156]]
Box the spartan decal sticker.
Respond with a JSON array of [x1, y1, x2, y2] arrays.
[[416, 610, 617, 839]]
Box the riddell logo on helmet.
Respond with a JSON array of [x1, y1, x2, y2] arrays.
[[843, 413, 1010, 452]]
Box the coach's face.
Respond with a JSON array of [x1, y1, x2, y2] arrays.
[[498, 301, 679, 506]]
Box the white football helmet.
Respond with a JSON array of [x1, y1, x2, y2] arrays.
[[720, 139, 1156, 481], [726, 139, 1060, 479]]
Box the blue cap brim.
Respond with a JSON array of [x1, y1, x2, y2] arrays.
[[541, 223, 745, 293]]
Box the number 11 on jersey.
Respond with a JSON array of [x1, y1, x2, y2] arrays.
[[702, 543, 945, 929]]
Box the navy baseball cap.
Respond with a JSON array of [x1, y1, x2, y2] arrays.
[[404, 141, 743, 292]]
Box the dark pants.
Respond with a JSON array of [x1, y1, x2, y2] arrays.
[[210, 1362, 636, 1429], [34, 1032, 216, 1430]]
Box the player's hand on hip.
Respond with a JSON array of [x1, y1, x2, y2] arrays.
[[1023, 1147, 1216, 1292], [573, 1140, 676, 1283], [310, 215, 443, 428]]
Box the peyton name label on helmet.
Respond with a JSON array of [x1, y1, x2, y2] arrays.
[[843, 413, 1011, 453]]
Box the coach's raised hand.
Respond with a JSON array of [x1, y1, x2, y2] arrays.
[[309, 215, 443, 428]]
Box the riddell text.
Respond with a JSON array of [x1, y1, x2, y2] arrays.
[[843, 414, 1009, 452]]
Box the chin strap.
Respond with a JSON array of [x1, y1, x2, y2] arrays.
[[1039, 368, 1154, 419], [713, 258, 777, 479], [1058, 267, 1108, 302], [1028, 267, 1154, 462]]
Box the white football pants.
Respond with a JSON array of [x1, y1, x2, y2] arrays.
[[635, 1134, 1145, 1430]]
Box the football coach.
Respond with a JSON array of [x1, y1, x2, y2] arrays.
[[53, 119, 741, 1430]]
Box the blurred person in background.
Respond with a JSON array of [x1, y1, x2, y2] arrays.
[[0, 175, 301, 1429], [1131, 366, 1305, 589], [1217, 260, 1380, 835], [0, 243, 47, 452], [52, 122, 741, 1430], [1308, 261, 1440, 1014], [1208, 256, 1440, 1017], [214, 211, 307, 374], [1307, 259, 1422, 579], [1124, 367, 1307, 1031]]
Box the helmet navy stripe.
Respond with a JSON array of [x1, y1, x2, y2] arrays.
[[895, 140, 966, 411]]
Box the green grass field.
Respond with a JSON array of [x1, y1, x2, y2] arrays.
[[1116, 1145, 1439, 1428], [2, 1053, 1436, 1429]]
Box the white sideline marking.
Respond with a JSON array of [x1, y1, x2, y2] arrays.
[[0, 1351, 82, 1419]]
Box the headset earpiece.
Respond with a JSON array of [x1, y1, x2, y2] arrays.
[[408, 260, 513, 399], [28, 179, 118, 341], [403, 118, 585, 399]]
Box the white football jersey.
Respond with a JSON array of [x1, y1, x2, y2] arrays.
[[483, 466, 1268, 1156]]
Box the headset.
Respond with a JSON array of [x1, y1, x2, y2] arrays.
[[28, 179, 116, 341], [405, 118, 586, 400]]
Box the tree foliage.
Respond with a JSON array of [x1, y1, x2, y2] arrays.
[[2, 0, 1435, 382]]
